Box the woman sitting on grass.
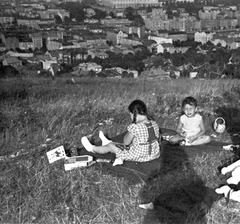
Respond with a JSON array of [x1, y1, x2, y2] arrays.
[[81, 99, 161, 166], [169, 96, 211, 146]]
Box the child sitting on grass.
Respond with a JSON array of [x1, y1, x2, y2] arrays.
[[81, 99, 161, 166], [169, 96, 211, 146]]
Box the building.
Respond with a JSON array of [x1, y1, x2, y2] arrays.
[[175, 0, 194, 2], [19, 38, 34, 50], [17, 18, 40, 29], [2, 57, 22, 67], [88, 49, 109, 59], [194, 31, 213, 44], [78, 62, 102, 73], [100, 18, 132, 27], [121, 24, 145, 38], [100, 0, 160, 8], [148, 35, 173, 45], [0, 42, 6, 51], [47, 40, 62, 51], [152, 8, 167, 19], [47, 8, 70, 20], [5, 37, 19, 50], [230, 40, 240, 50], [211, 38, 227, 47], [199, 9, 220, 20], [106, 30, 127, 45], [144, 17, 170, 31], [0, 13, 15, 25], [30, 33, 43, 49]]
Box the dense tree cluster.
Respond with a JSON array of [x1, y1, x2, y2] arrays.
[[81, 45, 150, 74], [124, 7, 145, 26], [59, 2, 85, 22], [160, 42, 240, 79]]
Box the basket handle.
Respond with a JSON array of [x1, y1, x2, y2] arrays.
[[216, 117, 225, 125]]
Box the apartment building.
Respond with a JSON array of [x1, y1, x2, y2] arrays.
[[194, 31, 213, 44], [185, 17, 201, 32], [121, 24, 145, 38], [36, 10, 55, 19], [106, 30, 127, 45], [19, 37, 34, 50], [17, 18, 40, 29], [145, 17, 170, 30], [100, 18, 132, 27], [47, 40, 62, 51], [0, 32, 20, 50], [100, 0, 160, 9], [0, 14, 15, 25], [152, 8, 168, 19], [30, 33, 43, 49], [199, 9, 220, 20]]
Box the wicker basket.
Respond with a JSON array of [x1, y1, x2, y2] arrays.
[[213, 117, 226, 133]]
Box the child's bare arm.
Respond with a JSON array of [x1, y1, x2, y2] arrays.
[[176, 120, 185, 136], [196, 117, 206, 137], [123, 131, 134, 145]]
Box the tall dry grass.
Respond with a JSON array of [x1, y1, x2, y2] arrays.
[[0, 77, 240, 223]]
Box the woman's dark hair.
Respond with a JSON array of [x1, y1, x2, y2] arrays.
[[128, 99, 153, 123], [182, 96, 197, 107]]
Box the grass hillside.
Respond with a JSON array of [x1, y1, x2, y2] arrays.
[[0, 77, 240, 224]]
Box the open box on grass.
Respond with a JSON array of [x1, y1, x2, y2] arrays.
[[64, 155, 95, 171]]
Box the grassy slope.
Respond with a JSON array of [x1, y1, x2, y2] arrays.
[[0, 77, 240, 224]]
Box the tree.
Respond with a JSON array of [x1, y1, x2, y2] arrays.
[[109, 11, 116, 18], [82, 0, 97, 5], [132, 15, 144, 26], [170, 52, 184, 67], [92, 9, 107, 21], [88, 70, 96, 77], [59, 2, 85, 22], [64, 16, 71, 23], [0, 65, 19, 78], [124, 7, 136, 21], [106, 40, 113, 46], [121, 71, 129, 78], [146, 6, 152, 13], [55, 15, 62, 24]]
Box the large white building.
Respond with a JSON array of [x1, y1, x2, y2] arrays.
[[194, 31, 213, 44], [100, 0, 160, 8], [175, 0, 194, 2]]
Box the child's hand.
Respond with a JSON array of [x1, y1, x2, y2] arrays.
[[187, 136, 197, 143], [180, 131, 187, 138]]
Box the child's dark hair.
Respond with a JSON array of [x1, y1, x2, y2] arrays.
[[182, 96, 197, 107], [128, 99, 153, 123]]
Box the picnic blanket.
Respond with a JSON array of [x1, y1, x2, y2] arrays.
[[74, 128, 227, 184]]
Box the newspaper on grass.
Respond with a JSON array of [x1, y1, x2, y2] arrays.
[[46, 145, 66, 163]]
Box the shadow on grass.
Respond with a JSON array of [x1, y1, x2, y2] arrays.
[[215, 106, 240, 145], [141, 141, 221, 224]]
